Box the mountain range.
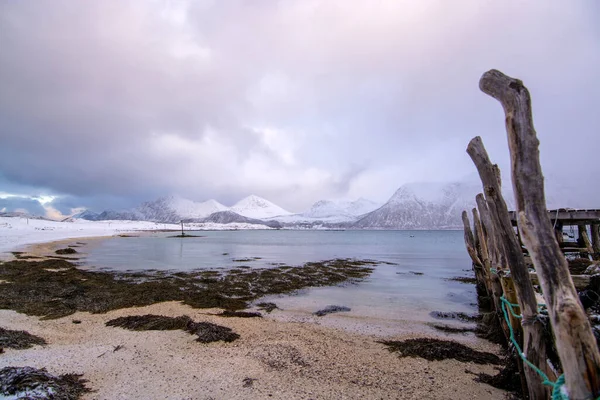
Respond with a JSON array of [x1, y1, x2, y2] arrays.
[[72, 180, 514, 229]]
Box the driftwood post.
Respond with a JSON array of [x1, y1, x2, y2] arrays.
[[476, 194, 508, 317], [462, 211, 489, 293], [480, 69, 600, 400], [462, 211, 483, 268], [467, 137, 548, 400], [591, 224, 600, 259], [472, 207, 492, 295]]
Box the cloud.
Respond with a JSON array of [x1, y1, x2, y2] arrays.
[[0, 0, 598, 213], [0, 196, 47, 217]]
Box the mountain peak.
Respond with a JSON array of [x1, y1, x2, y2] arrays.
[[231, 195, 291, 219]]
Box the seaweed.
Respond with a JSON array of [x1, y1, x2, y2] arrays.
[[0, 327, 47, 349], [427, 323, 478, 334], [217, 311, 262, 318], [447, 276, 478, 284], [0, 258, 376, 319], [429, 311, 480, 323], [256, 302, 278, 313], [0, 366, 90, 400], [106, 314, 240, 343], [55, 248, 77, 255], [379, 338, 501, 365], [475, 353, 523, 395], [313, 305, 351, 316]]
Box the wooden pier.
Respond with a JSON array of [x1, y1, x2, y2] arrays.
[[509, 209, 600, 259]]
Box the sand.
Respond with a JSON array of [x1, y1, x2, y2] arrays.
[[0, 301, 508, 400]]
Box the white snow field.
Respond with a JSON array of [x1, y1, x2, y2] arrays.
[[0, 217, 272, 257]]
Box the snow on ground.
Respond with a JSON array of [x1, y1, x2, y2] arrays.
[[0, 217, 176, 256], [0, 217, 272, 257], [187, 222, 272, 230]]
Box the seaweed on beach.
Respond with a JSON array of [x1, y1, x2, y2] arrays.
[[106, 315, 192, 331], [447, 276, 478, 284], [313, 305, 351, 316], [106, 314, 240, 343], [429, 311, 480, 323], [379, 338, 501, 365], [256, 302, 278, 313], [55, 248, 78, 255], [217, 310, 262, 318], [0, 366, 90, 400], [475, 353, 523, 394], [426, 323, 478, 335], [0, 258, 376, 319], [0, 327, 47, 350]]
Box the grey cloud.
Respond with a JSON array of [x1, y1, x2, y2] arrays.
[[0, 197, 46, 216], [0, 0, 599, 213]]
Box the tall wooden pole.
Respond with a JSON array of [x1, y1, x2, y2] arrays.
[[467, 137, 548, 400], [480, 69, 600, 400]]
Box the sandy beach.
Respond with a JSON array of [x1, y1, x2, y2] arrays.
[[0, 227, 510, 399], [1, 301, 507, 400]]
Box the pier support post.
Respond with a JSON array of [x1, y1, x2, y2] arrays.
[[591, 224, 600, 260], [578, 224, 594, 259]]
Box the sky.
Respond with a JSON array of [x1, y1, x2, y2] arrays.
[[1, 0, 599, 218]]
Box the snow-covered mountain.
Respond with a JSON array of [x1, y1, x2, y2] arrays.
[[352, 181, 513, 230], [192, 210, 282, 228], [230, 195, 292, 219], [269, 198, 382, 225], [73, 209, 141, 222], [136, 196, 228, 222], [70, 180, 522, 230], [303, 198, 381, 219], [76, 194, 292, 225]]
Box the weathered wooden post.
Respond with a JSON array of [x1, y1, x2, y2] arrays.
[[554, 219, 565, 244], [476, 194, 508, 318], [467, 137, 548, 399], [462, 211, 487, 290], [578, 224, 594, 259], [480, 69, 600, 400], [472, 207, 492, 296], [476, 190, 530, 396], [591, 224, 600, 259]]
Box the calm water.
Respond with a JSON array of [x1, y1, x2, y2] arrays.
[[83, 230, 477, 336]]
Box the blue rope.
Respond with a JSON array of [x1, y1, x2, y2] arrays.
[[500, 297, 600, 399], [500, 296, 567, 398]]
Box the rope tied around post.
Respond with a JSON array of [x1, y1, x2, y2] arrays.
[[500, 296, 600, 400]]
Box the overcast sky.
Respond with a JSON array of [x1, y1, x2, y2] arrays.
[[1, 0, 599, 216]]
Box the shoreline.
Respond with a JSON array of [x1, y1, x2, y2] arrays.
[[0, 233, 509, 399]]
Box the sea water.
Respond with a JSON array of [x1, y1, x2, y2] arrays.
[[83, 230, 477, 336]]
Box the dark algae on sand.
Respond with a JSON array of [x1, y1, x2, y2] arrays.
[[105, 314, 240, 343], [0, 257, 377, 319]]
